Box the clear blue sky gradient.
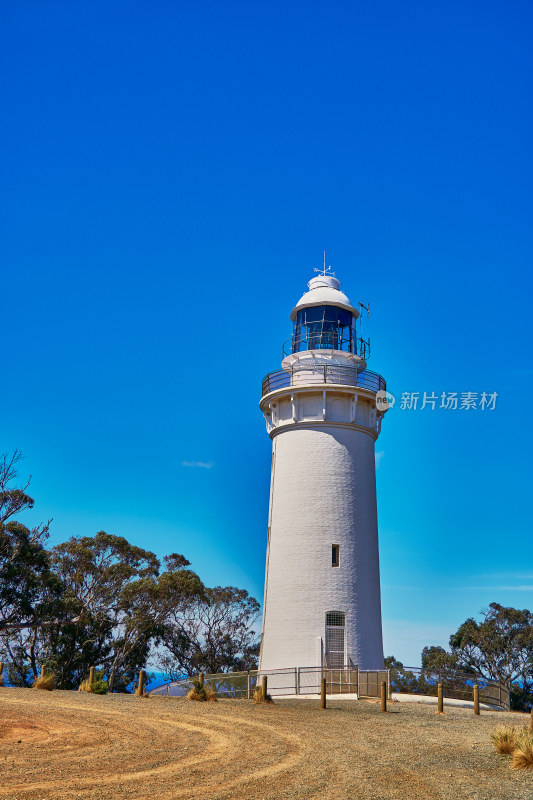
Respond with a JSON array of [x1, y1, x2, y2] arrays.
[[2, 1, 532, 665]]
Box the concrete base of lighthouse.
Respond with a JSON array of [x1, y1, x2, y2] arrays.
[[259, 418, 385, 671]]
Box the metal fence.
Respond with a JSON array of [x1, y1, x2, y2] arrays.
[[149, 667, 387, 700], [149, 671, 259, 698], [388, 665, 510, 709], [148, 664, 510, 709], [261, 365, 386, 397]]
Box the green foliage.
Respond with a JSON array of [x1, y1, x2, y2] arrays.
[[79, 669, 108, 694], [384, 656, 422, 694], [0, 451, 59, 632], [414, 605, 533, 711], [45, 531, 168, 691], [160, 585, 260, 679], [510, 681, 533, 712], [0, 451, 261, 694], [449, 603, 533, 711], [188, 679, 207, 700], [421, 646, 459, 672]]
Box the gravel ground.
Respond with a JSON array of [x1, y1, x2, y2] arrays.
[[0, 688, 532, 800]]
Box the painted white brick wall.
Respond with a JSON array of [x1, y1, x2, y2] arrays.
[[259, 422, 384, 671]]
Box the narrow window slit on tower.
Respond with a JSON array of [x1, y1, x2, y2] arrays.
[[332, 544, 340, 567]]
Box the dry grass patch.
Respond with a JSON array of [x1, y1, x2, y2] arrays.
[[186, 680, 217, 702], [253, 687, 274, 704], [511, 730, 533, 770], [491, 726, 517, 755], [33, 674, 56, 691]]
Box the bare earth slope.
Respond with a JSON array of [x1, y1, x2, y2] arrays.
[[0, 689, 531, 800]]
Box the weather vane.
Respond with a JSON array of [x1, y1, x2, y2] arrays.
[[314, 250, 335, 277]]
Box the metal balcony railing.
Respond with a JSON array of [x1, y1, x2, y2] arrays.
[[261, 364, 386, 397], [283, 334, 370, 360]]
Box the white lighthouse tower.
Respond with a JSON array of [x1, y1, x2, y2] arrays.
[[259, 267, 388, 671]]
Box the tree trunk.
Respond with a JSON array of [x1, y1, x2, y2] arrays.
[[29, 628, 38, 679]]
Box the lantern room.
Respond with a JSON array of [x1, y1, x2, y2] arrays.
[[284, 272, 368, 359]]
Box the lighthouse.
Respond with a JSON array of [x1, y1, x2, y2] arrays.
[[259, 268, 388, 671]]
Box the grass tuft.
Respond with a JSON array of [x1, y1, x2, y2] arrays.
[[204, 685, 218, 702], [187, 680, 217, 702], [511, 730, 533, 770], [491, 726, 517, 755], [33, 674, 56, 691], [253, 687, 274, 704], [78, 670, 108, 694]]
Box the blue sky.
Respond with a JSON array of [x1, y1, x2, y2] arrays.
[[1, 0, 532, 666]]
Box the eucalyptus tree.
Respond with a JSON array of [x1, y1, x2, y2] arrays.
[[159, 585, 260, 679], [449, 603, 533, 704], [46, 531, 162, 689]]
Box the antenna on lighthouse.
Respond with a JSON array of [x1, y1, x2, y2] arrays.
[[314, 251, 335, 277], [359, 300, 370, 337]]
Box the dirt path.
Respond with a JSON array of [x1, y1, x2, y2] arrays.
[[0, 689, 531, 799]]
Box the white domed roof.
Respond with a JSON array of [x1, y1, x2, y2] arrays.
[[290, 274, 358, 320]]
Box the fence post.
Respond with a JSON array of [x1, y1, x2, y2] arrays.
[[246, 671, 250, 700], [529, 707, 533, 733], [321, 676, 327, 709], [0, 662, 3, 677], [438, 683, 443, 714], [261, 675, 268, 702], [199, 672, 204, 687], [41, 665, 46, 679], [89, 666, 95, 685], [137, 669, 145, 696], [380, 681, 387, 712], [296, 667, 300, 696], [473, 684, 480, 715]]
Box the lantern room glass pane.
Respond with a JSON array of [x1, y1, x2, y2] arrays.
[[293, 306, 356, 354]]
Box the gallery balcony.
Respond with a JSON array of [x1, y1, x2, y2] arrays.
[[261, 364, 386, 398]]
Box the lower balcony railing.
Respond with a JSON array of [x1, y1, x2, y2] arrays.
[[261, 364, 386, 397]]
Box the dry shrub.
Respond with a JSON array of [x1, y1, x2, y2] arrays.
[[33, 674, 56, 691], [511, 730, 533, 770], [253, 687, 274, 704], [186, 687, 204, 701], [491, 726, 517, 755], [204, 685, 218, 702], [186, 679, 216, 702], [78, 679, 94, 693]]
